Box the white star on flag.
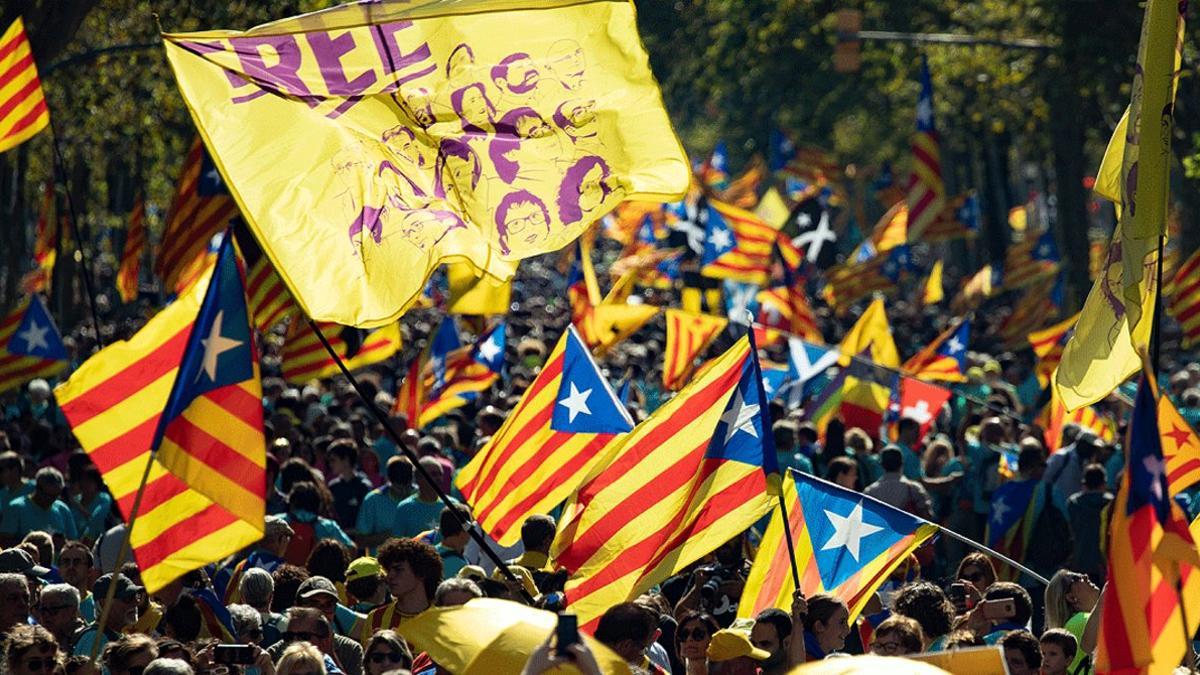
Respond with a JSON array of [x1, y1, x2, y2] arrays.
[[719, 388, 760, 443], [558, 382, 593, 423], [198, 310, 243, 382], [710, 228, 733, 252], [477, 333, 502, 362], [821, 501, 884, 562], [991, 496, 1011, 525], [1144, 455, 1165, 502], [946, 336, 964, 354], [16, 319, 50, 352]]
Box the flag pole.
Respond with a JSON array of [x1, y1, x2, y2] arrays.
[[774, 491, 802, 590], [304, 317, 535, 604], [933, 524, 1050, 586]]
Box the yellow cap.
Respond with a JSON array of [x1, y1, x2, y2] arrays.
[[345, 556, 381, 583], [706, 629, 770, 662]]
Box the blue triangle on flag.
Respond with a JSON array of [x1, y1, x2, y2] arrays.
[[154, 234, 255, 449], [701, 204, 737, 266], [936, 320, 970, 370], [429, 317, 461, 389], [706, 347, 777, 472], [551, 327, 634, 434], [794, 470, 928, 590], [473, 321, 506, 373], [8, 295, 68, 361]]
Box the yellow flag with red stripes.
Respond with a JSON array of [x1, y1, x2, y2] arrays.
[[662, 309, 728, 391], [0, 18, 50, 154], [117, 196, 146, 303]]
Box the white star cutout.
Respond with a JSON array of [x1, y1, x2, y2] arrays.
[[946, 337, 964, 354], [796, 212, 813, 228], [916, 99, 933, 126], [991, 497, 1011, 525], [710, 228, 733, 251], [16, 319, 50, 352], [198, 310, 243, 382], [821, 502, 884, 562], [1037, 244, 1053, 258], [205, 167, 221, 184], [558, 382, 593, 422], [719, 388, 760, 443], [477, 334, 502, 362], [1144, 455, 1165, 502]]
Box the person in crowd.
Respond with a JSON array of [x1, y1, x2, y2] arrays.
[[239, 567, 286, 646], [863, 447, 933, 520], [276, 642, 327, 675], [888, 417, 925, 480], [749, 608, 794, 675], [69, 464, 112, 545], [0, 467, 78, 544], [74, 573, 142, 657], [272, 565, 311, 613], [891, 581, 955, 650], [845, 428, 882, 487], [433, 578, 482, 607], [966, 417, 1016, 537], [423, 505, 471, 578], [976, 582, 1034, 644], [363, 630, 412, 675], [391, 458, 452, 539], [954, 552, 997, 608], [506, 514, 556, 586], [800, 594, 849, 661], [594, 602, 664, 673], [57, 541, 96, 621], [353, 457, 414, 551], [869, 615, 925, 656], [142, 658, 195, 675], [675, 611, 719, 674], [360, 538, 441, 640], [285, 483, 354, 565], [1044, 569, 1100, 674], [1044, 428, 1101, 509], [294, 576, 365, 665], [228, 603, 265, 645], [270, 607, 348, 675], [304, 541, 354, 610], [999, 630, 1041, 675], [100, 634, 157, 675], [0, 450, 35, 506], [5, 624, 59, 675], [1066, 463, 1114, 581], [327, 440, 374, 531], [824, 456, 858, 490], [1039, 628, 1079, 675], [219, 515, 294, 603], [343, 557, 388, 614], [34, 582, 83, 650], [705, 627, 770, 674]]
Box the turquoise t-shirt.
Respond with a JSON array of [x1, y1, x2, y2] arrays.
[[74, 492, 113, 542], [0, 478, 35, 507], [1, 495, 78, 539], [355, 487, 403, 537], [392, 495, 453, 539]]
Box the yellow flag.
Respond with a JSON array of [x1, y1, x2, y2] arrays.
[[1056, 0, 1184, 411], [753, 186, 791, 229], [162, 1, 689, 328], [839, 297, 899, 367], [923, 259, 944, 305], [447, 261, 512, 315]]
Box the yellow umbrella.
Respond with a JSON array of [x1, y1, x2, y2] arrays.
[[396, 598, 631, 675], [790, 655, 951, 675]]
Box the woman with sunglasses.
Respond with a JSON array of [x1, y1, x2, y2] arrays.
[[952, 553, 997, 614], [363, 631, 412, 675], [674, 611, 719, 674], [5, 624, 59, 675], [1045, 570, 1101, 674]]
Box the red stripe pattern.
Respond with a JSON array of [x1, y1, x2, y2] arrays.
[[0, 19, 50, 153], [117, 196, 146, 303], [1169, 247, 1200, 348], [155, 139, 239, 291]]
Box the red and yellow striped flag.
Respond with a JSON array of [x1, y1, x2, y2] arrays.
[[232, 224, 296, 333], [20, 181, 56, 295], [904, 56, 944, 242], [155, 139, 240, 293], [1028, 314, 1078, 388], [0, 18, 50, 154], [1160, 394, 1200, 497], [281, 320, 401, 384], [1168, 247, 1200, 349], [117, 195, 146, 303], [393, 355, 424, 429], [662, 309, 728, 391], [55, 259, 263, 592]]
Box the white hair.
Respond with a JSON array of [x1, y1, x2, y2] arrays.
[[39, 583, 80, 608], [143, 658, 194, 675]]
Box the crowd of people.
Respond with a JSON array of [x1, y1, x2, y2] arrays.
[[0, 243, 1189, 675]]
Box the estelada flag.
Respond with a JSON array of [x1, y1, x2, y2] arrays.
[[0, 294, 69, 395], [56, 234, 265, 592], [162, 0, 689, 328], [662, 309, 728, 391]]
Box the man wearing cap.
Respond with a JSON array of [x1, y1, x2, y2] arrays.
[[353, 456, 413, 552], [708, 624, 771, 675], [0, 467, 78, 546], [216, 515, 293, 603], [72, 573, 140, 657], [344, 557, 388, 614], [290, 578, 364, 675]]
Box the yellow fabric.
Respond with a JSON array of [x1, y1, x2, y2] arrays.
[[754, 186, 791, 229], [162, 0, 689, 328], [923, 259, 944, 305], [1056, 0, 1182, 412], [447, 261, 512, 315], [839, 297, 899, 367], [396, 598, 630, 675]]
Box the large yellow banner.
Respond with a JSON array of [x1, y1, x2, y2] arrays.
[[162, 0, 688, 327]]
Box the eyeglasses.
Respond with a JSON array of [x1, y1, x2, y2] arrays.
[[283, 631, 327, 643], [22, 659, 56, 672], [873, 640, 903, 655], [679, 628, 709, 642], [368, 652, 405, 665]]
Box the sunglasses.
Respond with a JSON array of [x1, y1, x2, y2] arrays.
[[679, 628, 709, 642], [873, 640, 903, 655], [368, 653, 405, 665], [22, 659, 56, 672]]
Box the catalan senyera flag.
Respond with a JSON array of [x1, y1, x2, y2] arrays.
[[1038, 384, 1116, 453], [825, 246, 910, 311], [985, 478, 1049, 582], [756, 274, 821, 344], [1160, 394, 1200, 497], [851, 201, 907, 260], [700, 140, 731, 192], [903, 320, 969, 383], [739, 470, 936, 623], [447, 261, 512, 316], [0, 18, 50, 154], [1167, 246, 1200, 349], [553, 334, 778, 629], [1096, 375, 1200, 675], [56, 237, 264, 592], [1057, 0, 1185, 413], [393, 354, 424, 428], [1029, 314, 1078, 388], [922, 259, 944, 305], [0, 295, 69, 395], [20, 181, 56, 295], [719, 154, 766, 210], [281, 319, 401, 384], [457, 326, 633, 547], [419, 321, 505, 427], [701, 199, 777, 285], [117, 195, 147, 304], [950, 264, 1001, 315], [156, 139, 241, 293], [232, 222, 297, 333], [996, 278, 1061, 349], [904, 55, 944, 243], [662, 309, 728, 391], [162, 1, 689, 328]]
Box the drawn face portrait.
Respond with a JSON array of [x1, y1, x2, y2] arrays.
[[382, 126, 424, 168], [435, 138, 481, 199], [515, 111, 553, 139], [577, 161, 608, 214], [446, 151, 480, 191], [547, 40, 586, 91], [493, 53, 540, 95], [400, 209, 465, 250], [403, 87, 435, 127], [556, 155, 615, 225], [496, 190, 551, 254], [554, 99, 597, 141], [446, 43, 475, 82], [451, 83, 495, 133]]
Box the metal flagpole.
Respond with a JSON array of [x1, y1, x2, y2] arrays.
[[935, 524, 1050, 586]]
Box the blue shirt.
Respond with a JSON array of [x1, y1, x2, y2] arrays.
[[74, 492, 112, 542], [436, 544, 468, 578], [0, 478, 35, 506], [393, 495, 453, 539], [776, 451, 815, 476], [1, 495, 78, 539], [355, 486, 404, 537]]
